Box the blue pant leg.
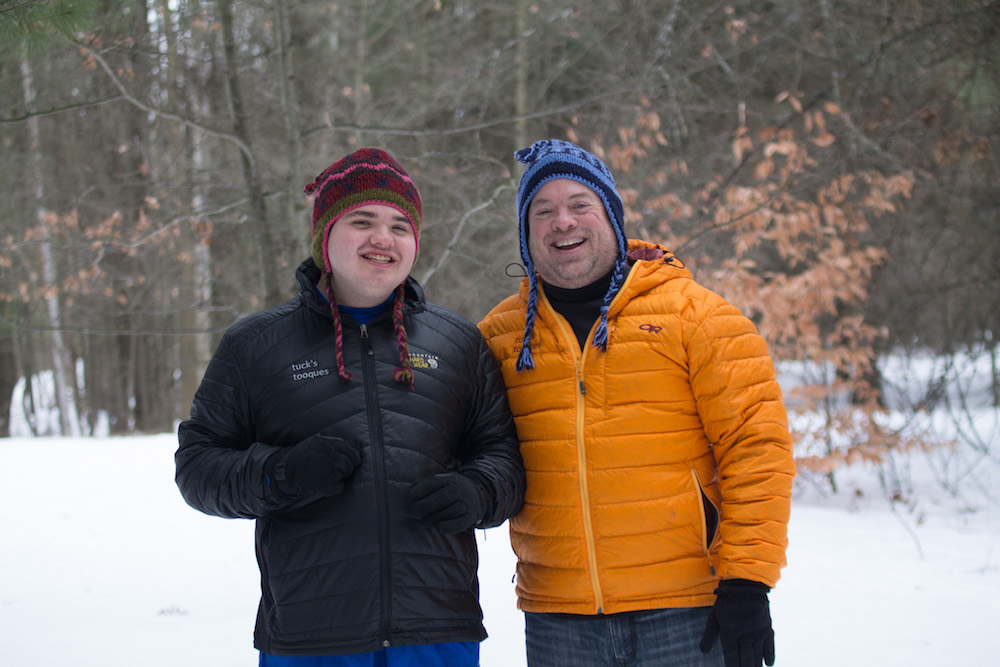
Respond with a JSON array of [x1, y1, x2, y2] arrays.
[[525, 608, 725, 667], [259, 652, 374, 667], [631, 607, 724, 667], [386, 642, 479, 667], [525, 612, 613, 667]]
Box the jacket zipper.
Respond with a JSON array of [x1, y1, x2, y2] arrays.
[[574, 357, 603, 614], [360, 323, 393, 647], [544, 295, 605, 614]]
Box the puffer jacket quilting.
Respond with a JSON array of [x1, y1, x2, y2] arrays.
[[478, 239, 794, 615], [176, 259, 525, 656]]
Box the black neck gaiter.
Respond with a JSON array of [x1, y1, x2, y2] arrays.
[[541, 269, 614, 350]]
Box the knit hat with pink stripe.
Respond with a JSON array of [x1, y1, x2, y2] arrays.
[[303, 148, 422, 388]]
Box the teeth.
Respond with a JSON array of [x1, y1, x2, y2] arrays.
[[554, 239, 583, 248], [364, 254, 392, 263]]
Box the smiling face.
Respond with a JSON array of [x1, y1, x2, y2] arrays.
[[325, 204, 417, 307], [526, 178, 619, 289]]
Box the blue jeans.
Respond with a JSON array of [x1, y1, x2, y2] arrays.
[[525, 607, 724, 667]]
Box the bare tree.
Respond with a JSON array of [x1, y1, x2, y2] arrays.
[[0, 0, 996, 437]]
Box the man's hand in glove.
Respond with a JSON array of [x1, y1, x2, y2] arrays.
[[700, 578, 775, 667], [406, 472, 486, 534], [266, 434, 361, 499]]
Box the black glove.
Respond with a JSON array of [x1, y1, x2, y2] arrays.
[[406, 472, 486, 534], [266, 434, 361, 499], [700, 579, 775, 667]]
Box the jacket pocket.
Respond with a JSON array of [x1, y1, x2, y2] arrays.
[[691, 469, 720, 552]]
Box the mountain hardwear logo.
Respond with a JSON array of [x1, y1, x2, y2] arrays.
[[409, 353, 440, 370]]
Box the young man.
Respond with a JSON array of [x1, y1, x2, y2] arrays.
[[175, 148, 525, 666], [478, 139, 796, 667]]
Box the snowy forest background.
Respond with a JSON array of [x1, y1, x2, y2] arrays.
[[1, 2, 998, 524], [1, 3, 998, 664]]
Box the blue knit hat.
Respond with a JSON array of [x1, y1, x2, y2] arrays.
[[514, 139, 629, 371]]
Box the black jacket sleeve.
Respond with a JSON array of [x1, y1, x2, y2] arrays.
[[456, 334, 525, 529], [175, 335, 287, 519]]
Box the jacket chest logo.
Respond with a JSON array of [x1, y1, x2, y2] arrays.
[[408, 353, 440, 370], [639, 323, 662, 334], [290, 359, 331, 381]]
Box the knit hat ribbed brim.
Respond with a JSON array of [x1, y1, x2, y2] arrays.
[[514, 139, 629, 372]]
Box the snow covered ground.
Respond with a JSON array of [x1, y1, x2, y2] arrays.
[[1, 433, 997, 666]]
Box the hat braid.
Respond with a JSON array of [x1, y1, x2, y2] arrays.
[[515, 218, 539, 371], [324, 273, 353, 382], [390, 285, 415, 388], [592, 256, 628, 350]]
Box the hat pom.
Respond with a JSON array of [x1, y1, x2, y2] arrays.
[[515, 140, 554, 165], [303, 177, 322, 196]]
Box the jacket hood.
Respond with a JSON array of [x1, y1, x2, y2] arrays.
[[515, 238, 693, 305]]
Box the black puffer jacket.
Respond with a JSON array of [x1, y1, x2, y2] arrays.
[[175, 259, 525, 656]]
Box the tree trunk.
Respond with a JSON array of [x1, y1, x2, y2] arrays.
[[0, 328, 17, 437], [22, 53, 80, 436], [513, 0, 529, 153], [178, 119, 215, 418], [991, 339, 999, 408], [274, 0, 307, 262], [219, 0, 282, 306]]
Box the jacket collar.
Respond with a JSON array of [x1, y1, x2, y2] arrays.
[[295, 258, 426, 320], [517, 238, 691, 307]]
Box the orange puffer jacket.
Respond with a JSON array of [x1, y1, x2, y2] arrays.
[[478, 239, 795, 615]]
